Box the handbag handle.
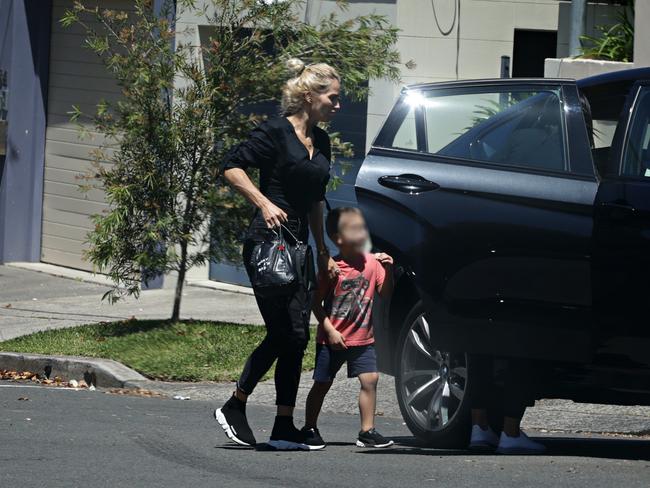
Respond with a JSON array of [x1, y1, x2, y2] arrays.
[[273, 223, 302, 245]]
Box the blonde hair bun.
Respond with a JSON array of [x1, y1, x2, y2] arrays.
[[281, 61, 340, 116], [285, 58, 306, 78]]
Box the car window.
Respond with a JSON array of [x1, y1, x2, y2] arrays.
[[621, 87, 650, 178], [390, 105, 418, 151], [416, 88, 566, 172], [579, 80, 635, 177]]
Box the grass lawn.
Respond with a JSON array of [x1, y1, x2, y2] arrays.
[[0, 320, 316, 382]]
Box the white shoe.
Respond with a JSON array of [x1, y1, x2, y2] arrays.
[[496, 431, 547, 455], [468, 425, 499, 451]]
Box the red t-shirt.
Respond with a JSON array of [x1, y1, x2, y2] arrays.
[[316, 253, 386, 347]]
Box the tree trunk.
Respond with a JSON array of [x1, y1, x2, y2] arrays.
[[171, 241, 188, 322]]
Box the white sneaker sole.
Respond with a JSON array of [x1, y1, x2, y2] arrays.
[[267, 439, 324, 451], [356, 439, 394, 448], [214, 408, 253, 447]]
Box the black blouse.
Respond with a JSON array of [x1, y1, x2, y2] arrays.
[[222, 117, 331, 217]]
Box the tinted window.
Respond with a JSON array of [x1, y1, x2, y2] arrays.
[[621, 87, 650, 178], [413, 87, 566, 172]]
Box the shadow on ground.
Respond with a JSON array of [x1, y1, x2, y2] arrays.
[[357, 436, 650, 461]]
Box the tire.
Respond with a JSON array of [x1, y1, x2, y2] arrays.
[[394, 301, 472, 448]]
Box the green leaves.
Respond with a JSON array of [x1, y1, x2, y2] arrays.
[[579, 6, 634, 63]]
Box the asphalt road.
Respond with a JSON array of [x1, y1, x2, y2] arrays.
[[2, 384, 649, 488]]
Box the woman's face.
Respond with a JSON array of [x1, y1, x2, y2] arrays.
[[308, 78, 341, 122]]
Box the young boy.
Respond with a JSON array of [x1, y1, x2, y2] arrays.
[[302, 207, 394, 449]]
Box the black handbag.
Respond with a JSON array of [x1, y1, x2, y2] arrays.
[[248, 224, 315, 296]]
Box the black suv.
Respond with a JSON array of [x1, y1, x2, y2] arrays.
[[355, 68, 650, 447]]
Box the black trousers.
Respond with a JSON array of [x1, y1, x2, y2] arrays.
[[470, 355, 534, 420], [237, 213, 312, 407]]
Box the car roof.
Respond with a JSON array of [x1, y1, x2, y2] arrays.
[[402, 78, 573, 91], [577, 66, 650, 89], [403, 67, 650, 92]]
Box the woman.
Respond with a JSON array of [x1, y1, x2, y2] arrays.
[[215, 59, 341, 450], [469, 356, 546, 454]]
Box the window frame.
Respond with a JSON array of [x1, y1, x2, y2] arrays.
[[619, 83, 650, 181], [372, 80, 596, 181]]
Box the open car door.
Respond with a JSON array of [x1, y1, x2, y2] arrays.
[[356, 79, 597, 362], [593, 80, 650, 373]]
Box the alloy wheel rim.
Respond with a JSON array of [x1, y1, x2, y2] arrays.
[[399, 313, 467, 432]]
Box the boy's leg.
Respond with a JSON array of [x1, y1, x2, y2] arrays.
[[358, 372, 379, 432], [305, 344, 344, 428], [349, 346, 393, 448], [305, 381, 333, 429]]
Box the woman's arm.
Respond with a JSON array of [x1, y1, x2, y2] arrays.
[[308, 200, 339, 279], [223, 168, 287, 228]]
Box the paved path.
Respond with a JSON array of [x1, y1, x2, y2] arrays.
[[2, 264, 650, 436], [1, 384, 649, 488], [0, 264, 263, 341]]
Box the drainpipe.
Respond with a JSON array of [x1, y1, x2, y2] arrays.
[[569, 0, 587, 57], [304, 0, 312, 24]]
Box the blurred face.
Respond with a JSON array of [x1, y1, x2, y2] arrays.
[[334, 211, 369, 255], [308, 78, 341, 122]]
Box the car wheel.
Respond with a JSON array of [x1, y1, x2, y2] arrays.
[[395, 301, 471, 448]]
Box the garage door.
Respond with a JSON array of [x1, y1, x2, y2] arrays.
[[41, 0, 133, 270]]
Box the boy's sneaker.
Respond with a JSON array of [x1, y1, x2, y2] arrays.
[[268, 416, 319, 451], [495, 431, 547, 455], [214, 395, 256, 447], [300, 427, 326, 450], [468, 425, 499, 451], [356, 428, 394, 448]]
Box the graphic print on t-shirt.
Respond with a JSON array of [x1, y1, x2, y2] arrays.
[[317, 253, 385, 347], [328, 273, 371, 329]]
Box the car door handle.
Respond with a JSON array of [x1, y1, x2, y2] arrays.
[[378, 174, 440, 194]]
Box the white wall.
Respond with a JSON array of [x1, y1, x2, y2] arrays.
[[544, 57, 632, 79], [635, 0, 650, 67]]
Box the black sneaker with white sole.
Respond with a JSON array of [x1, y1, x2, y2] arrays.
[[214, 395, 256, 447], [267, 416, 320, 451], [356, 428, 394, 448], [300, 427, 326, 450]]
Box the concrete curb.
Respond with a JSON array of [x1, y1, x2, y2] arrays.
[[0, 352, 149, 389]]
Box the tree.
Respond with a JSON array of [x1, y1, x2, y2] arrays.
[[62, 0, 404, 321]]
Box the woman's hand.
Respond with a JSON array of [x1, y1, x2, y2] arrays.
[[318, 252, 339, 280], [260, 201, 288, 229], [374, 252, 394, 268]]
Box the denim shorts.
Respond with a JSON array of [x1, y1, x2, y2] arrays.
[[313, 344, 377, 382]]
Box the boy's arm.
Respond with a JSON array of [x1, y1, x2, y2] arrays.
[[312, 279, 347, 350], [374, 253, 394, 298]]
